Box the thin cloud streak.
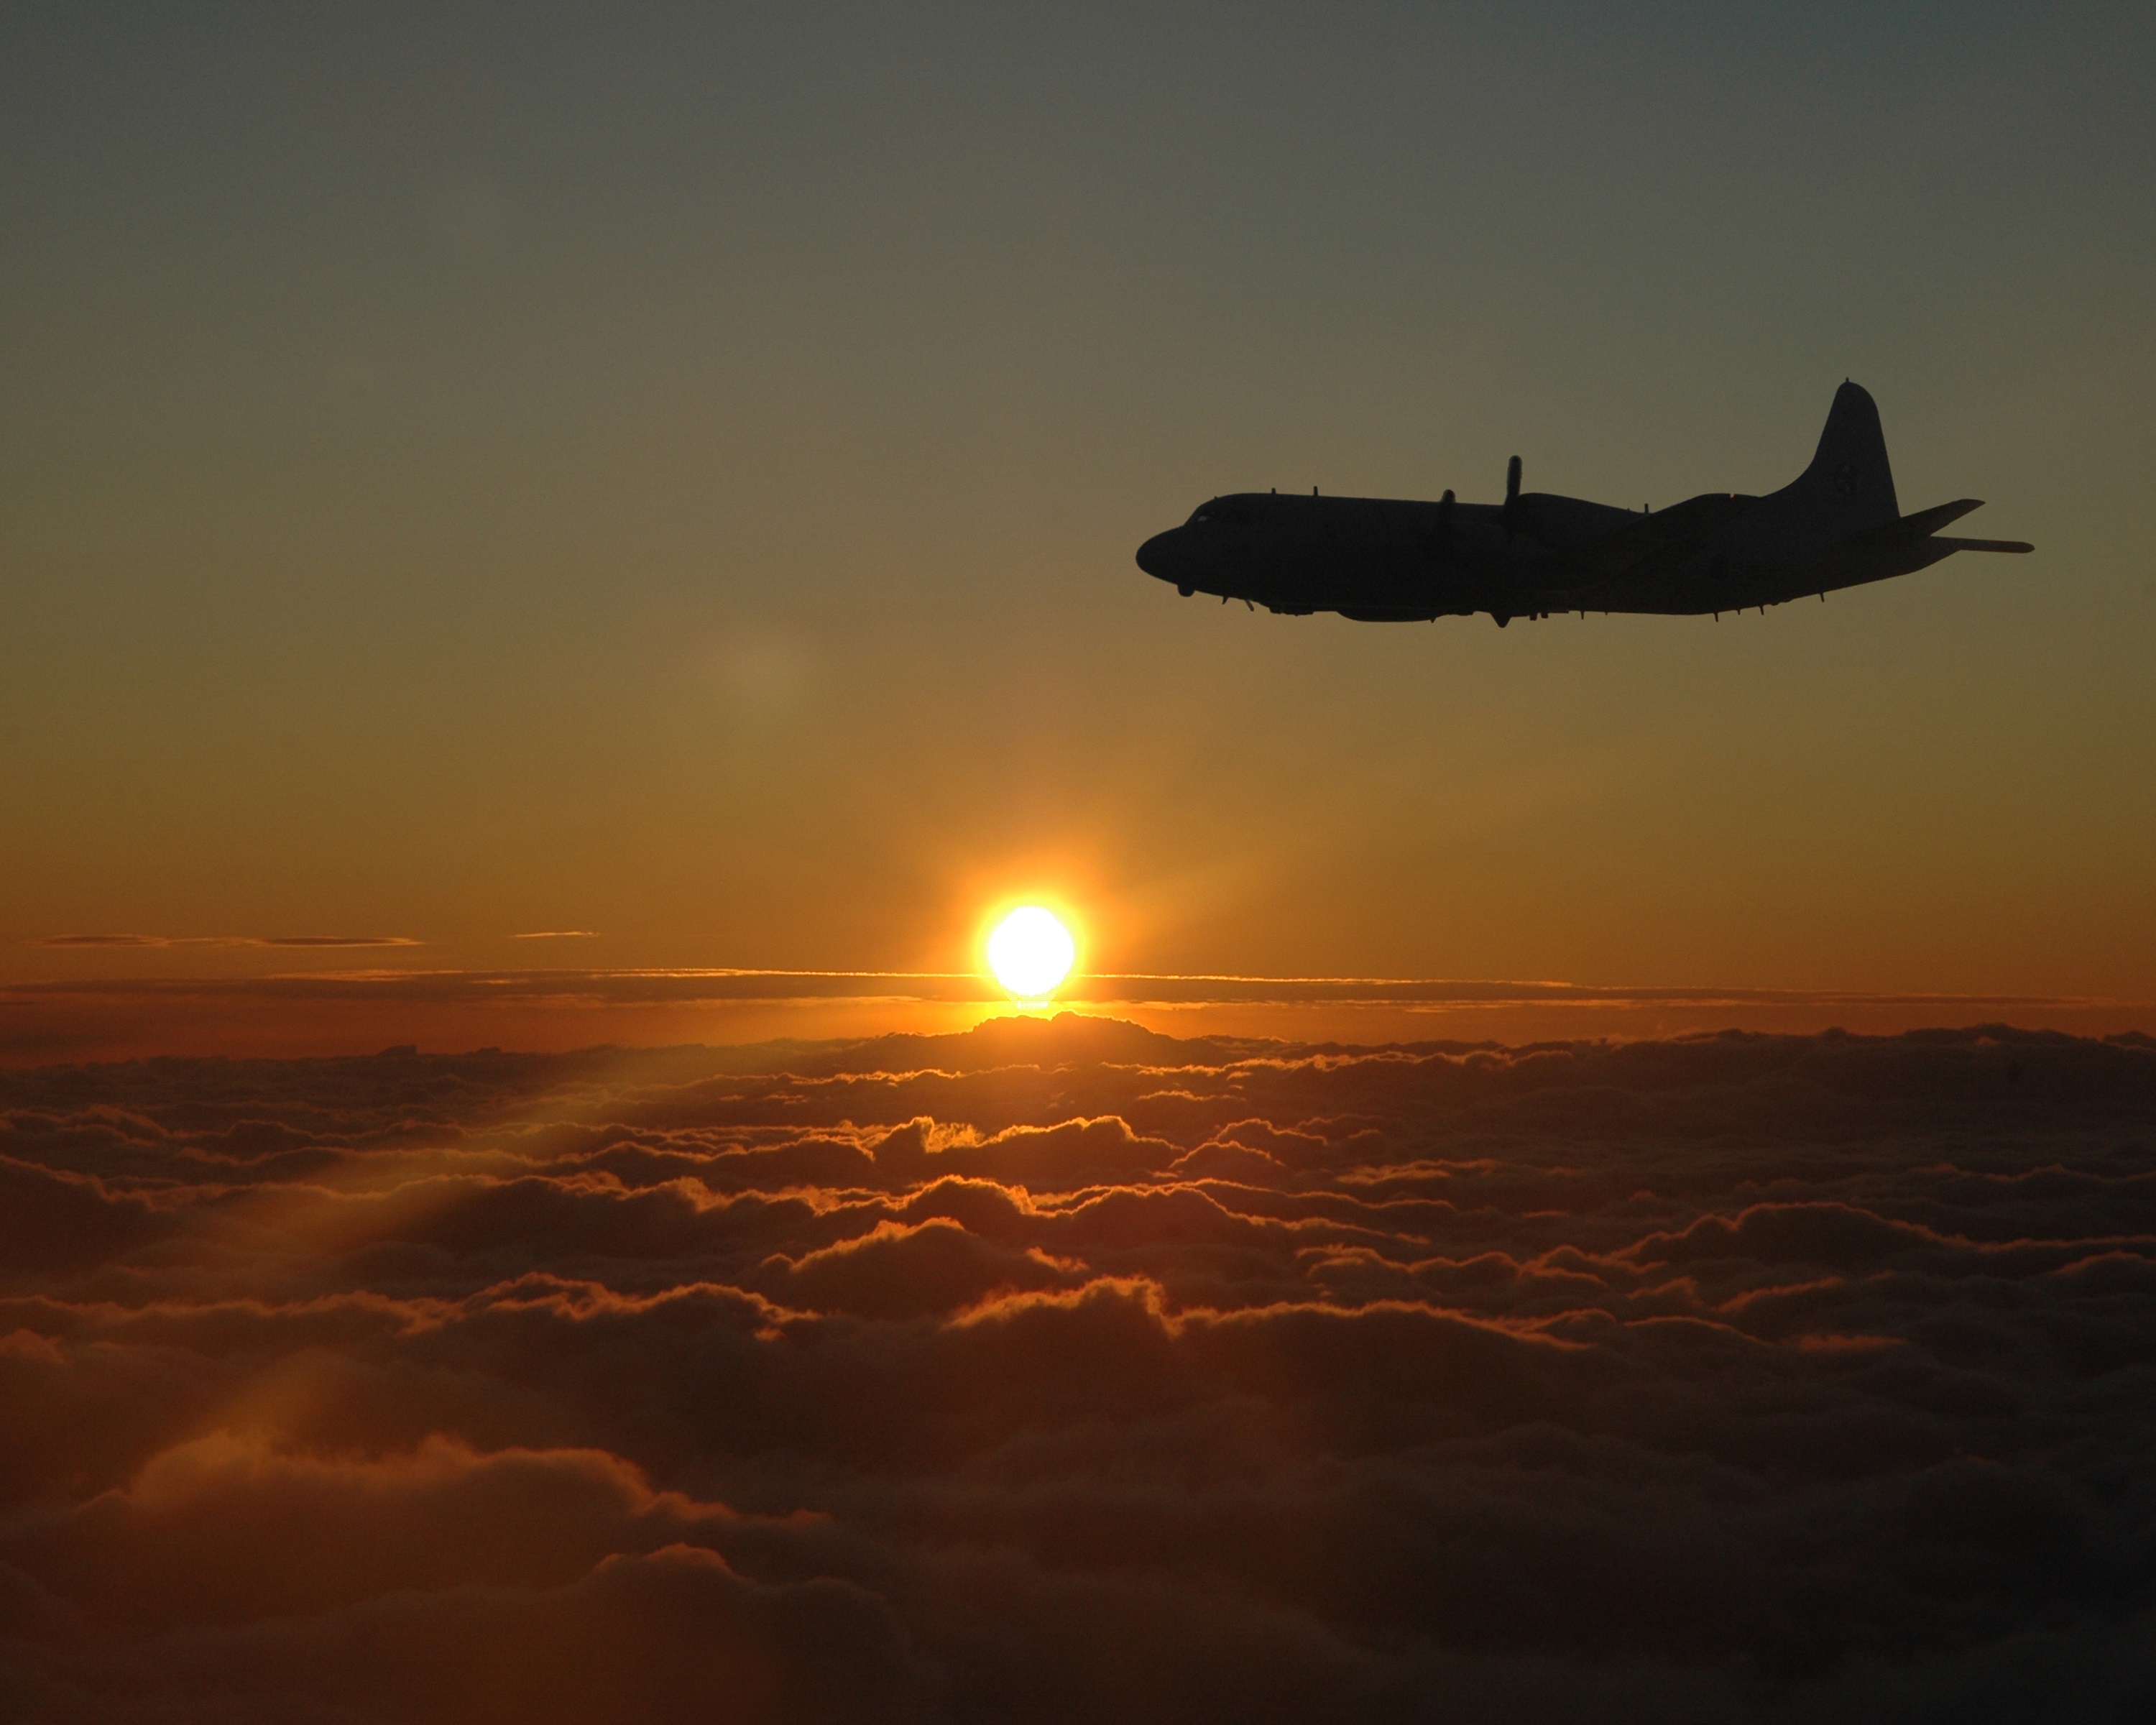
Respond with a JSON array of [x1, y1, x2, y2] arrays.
[[34, 934, 423, 949], [9, 965, 2139, 1010]]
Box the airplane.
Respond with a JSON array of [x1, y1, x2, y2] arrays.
[[1133, 382, 2031, 625]]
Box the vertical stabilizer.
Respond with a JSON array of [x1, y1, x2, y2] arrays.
[[1784, 380, 1899, 534]]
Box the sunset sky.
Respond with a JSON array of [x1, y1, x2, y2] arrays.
[[10, 13, 2156, 1720], [4, 4, 2153, 1053]]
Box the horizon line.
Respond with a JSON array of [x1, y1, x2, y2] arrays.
[[4, 967, 2146, 1011]]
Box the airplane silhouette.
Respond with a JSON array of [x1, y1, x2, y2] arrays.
[[1135, 382, 2031, 625]]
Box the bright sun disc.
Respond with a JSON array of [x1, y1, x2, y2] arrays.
[[987, 906, 1076, 999]]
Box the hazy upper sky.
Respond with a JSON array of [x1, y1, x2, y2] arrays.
[[5, 2, 2152, 1000]]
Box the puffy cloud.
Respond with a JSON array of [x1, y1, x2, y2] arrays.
[[2, 1018, 2155, 1719], [4, 1433, 930, 1722]]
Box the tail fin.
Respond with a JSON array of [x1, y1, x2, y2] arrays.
[[1784, 380, 1899, 535]]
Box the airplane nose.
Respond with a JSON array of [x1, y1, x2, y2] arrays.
[[1135, 530, 1179, 582]]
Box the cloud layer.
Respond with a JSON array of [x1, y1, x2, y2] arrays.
[[3, 1017, 2154, 1720], [9, 968, 2151, 1066]]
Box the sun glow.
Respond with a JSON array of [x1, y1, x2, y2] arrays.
[[986, 906, 1077, 1000]]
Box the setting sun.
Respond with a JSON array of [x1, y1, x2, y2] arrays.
[[985, 906, 1077, 999]]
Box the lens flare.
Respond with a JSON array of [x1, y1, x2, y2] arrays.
[[986, 906, 1076, 999]]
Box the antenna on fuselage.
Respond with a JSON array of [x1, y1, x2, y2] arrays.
[[1503, 455, 1523, 540]]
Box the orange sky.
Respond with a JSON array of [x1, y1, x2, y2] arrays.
[[3, 6, 2152, 1055]]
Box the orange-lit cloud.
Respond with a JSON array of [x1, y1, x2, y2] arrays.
[[4, 1018, 2155, 1717]]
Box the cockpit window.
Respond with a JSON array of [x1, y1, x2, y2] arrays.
[[1189, 499, 1252, 527]]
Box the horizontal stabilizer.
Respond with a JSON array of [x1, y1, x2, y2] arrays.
[[1846, 498, 1984, 549], [1932, 535, 2034, 554], [1896, 498, 1984, 536]]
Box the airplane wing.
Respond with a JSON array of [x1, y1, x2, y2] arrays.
[[1531, 492, 1758, 596]]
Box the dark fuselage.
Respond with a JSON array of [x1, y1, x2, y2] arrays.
[[1135, 487, 1962, 623], [1133, 383, 2028, 625]]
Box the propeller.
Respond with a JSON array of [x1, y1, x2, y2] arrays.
[[1496, 456, 1529, 625]]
